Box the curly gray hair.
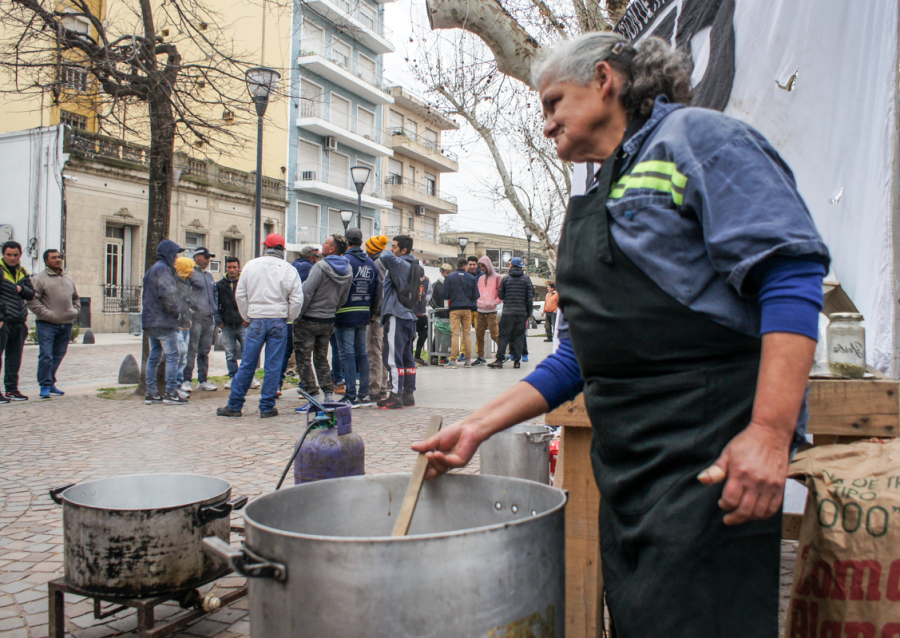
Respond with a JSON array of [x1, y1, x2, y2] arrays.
[[531, 33, 693, 119]]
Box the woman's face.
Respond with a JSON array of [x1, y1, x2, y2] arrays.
[[540, 61, 628, 163]]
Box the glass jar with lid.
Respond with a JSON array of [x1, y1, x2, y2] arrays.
[[827, 313, 865, 378]]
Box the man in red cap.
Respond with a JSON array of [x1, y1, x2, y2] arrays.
[[217, 233, 303, 418]]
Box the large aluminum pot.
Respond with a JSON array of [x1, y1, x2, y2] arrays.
[[204, 473, 566, 637], [50, 473, 247, 597], [480, 424, 554, 484]]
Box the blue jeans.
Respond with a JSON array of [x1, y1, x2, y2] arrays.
[[330, 332, 344, 385], [221, 324, 247, 377], [146, 328, 181, 396], [227, 318, 288, 413], [35, 321, 72, 388], [335, 325, 369, 400], [175, 330, 189, 385]]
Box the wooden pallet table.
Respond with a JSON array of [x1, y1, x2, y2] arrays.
[[548, 377, 900, 638]]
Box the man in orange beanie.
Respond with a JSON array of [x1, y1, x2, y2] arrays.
[[365, 235, 389, 400]]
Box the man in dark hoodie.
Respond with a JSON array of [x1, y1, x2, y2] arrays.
[[294, 234, 352, 403], [442, 257, 479, 369], [378, 235, 420, 409], [334, 228, 381, 408], [489, 257, 534, 369], [142, 239, 189, 404], [0, 241, 32, 402]]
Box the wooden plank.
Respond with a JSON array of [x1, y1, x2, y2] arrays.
[[546, 394, 590, 427], [807, 379, 899, 437], [553, 424, 602, 638]]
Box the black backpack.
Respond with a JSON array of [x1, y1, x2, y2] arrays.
[[396, 259, 424, 310]]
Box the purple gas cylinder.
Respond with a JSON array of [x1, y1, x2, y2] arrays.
[[294, 402, 365, 484]]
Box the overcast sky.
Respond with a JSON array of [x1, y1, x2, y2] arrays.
[[382, 0, 526, 237]]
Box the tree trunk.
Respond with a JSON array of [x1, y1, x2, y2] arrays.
[[136, 95, 177, 395]]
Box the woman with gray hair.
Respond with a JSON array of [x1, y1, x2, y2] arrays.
[[415, 32, 830, 637]]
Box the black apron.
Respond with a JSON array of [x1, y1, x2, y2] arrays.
[[555, 139, 782, 638]]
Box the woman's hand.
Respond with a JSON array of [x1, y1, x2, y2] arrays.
[[412, 422, 485, 479]]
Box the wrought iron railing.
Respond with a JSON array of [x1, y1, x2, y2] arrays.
[[299, 99, 388, 146], [387, 128, 458, 163], [382, 226, 438, 244], [297, 162, 389, 201], [103, 284, 142, 313], [297, 38, 390, 94], [324, 0, 393, 41], [384, 174, 457, 205]]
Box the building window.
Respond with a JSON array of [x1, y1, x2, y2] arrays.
[[185, 232, 204, 257], [60, 110, 87, 130], [62, 14, 90, 34], [223, 238, 240, 260], [105, 225, 125, 290], [264, 222, 274, 237], [104, 223, 140, 312], [62, 66, 88, 92], [424, 173, 436, 196]]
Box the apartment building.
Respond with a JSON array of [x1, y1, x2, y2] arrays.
[[285, 0, 395, 250], [382, 86, 459, 263]]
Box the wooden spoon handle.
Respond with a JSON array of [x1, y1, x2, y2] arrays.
[[392, 414, 443, 537]]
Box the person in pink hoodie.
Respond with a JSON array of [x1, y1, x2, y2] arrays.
[[473, 255, 502, 365]]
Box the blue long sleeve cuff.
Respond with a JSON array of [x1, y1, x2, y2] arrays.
[[753, 256, 826, 340], [523, 337, 584, 411]]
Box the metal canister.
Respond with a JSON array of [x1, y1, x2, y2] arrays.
[[827, 313, 866, 378], [479, 424, 554, 484]]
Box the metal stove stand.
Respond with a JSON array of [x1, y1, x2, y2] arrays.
[[47, 576, 248, 638]]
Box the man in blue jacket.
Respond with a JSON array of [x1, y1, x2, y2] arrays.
[[334, 228, 381, 408], [379, 235, 419, 409], [141, 239, 188, 404], [442, 257, 479, 369]]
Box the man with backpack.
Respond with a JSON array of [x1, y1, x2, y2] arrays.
[[378, 235, 422, 409]]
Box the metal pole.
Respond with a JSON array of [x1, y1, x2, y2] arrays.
[[254, 113, 263, 258], [357, 191, 362, 229]]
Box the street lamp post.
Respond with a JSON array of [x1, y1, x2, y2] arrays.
[[350, 166, 371, 230], [245, 66, 281, 257], [339, 210, 354, 231], [525, 230, 533, 273], [458, 236, 468, 259]]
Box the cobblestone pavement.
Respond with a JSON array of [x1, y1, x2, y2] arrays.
[[1, 336, 799, 637]]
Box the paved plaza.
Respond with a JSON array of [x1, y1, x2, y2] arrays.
[[0, 333, 797, 637]]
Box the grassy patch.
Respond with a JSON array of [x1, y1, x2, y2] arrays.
[[97, 386, 137, 400]]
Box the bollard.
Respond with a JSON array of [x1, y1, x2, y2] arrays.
[[82, 329, 95, 344], [118, 354, 140, 384]]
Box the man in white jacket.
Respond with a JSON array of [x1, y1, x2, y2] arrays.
[[217, 234, 303, 418]]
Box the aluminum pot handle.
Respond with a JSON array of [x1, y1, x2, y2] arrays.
[[525, 432, 555, 444], [198, 495, 249, 524], [49, 484, 75, 505], [202, 537, 287, 582]]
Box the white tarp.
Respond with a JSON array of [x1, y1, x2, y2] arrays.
[[588, 0, 900, 374]]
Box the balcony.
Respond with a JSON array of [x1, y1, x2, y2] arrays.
[[385, 174, 458, 215], [304, 0, 394, 54], [297, 38, 393, 105], [297, 99, 392, 157], [295, 162, 391, 208], [388, 128, 459, 173], [382, 226, 457, 260]]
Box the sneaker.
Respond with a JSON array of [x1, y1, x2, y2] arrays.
[[0, 393, 8, 405], [250, 378, 261, 389], [260, 408, 278, 418], [457, 354, 466, 363], [39, 387, 51, 399], [276, 390, 282, 399], [378, 393, 404, 410], [543, 338, 553, 342], [472, 357, 486, 366], [164, 392, 189, 405], [216, 405, 242, 417], [514, 360, 521, 369], [338, 395, 361, 409], [487, 359, 503, 369], [49, 386, 65, 396], [522, 355, 529, 362], [177, 389, 190, 400], [224, 378, 233, 389], [323, 393, 334, 403], [334, 383, 347, 395], [198, 381, 218, 392], [401, 393, 415, 407], [144, 393, 163, 405], [358, 395, 372, 407], [415, 357, 429, 367], [445, 362, 458, 369], [463, 360, 472, 369], [6, 391, 28, 401], [179, 381, 192, 393]]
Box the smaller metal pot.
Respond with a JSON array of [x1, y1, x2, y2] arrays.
[[50, 474, 247, 597], [480, 424, 554, 484]]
